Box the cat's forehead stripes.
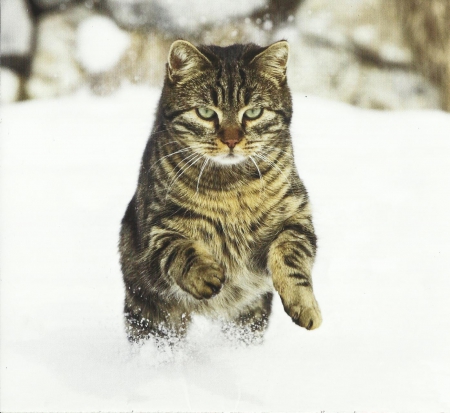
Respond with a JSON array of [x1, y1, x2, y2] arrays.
[[211, 62, 242, 108], [198, 43, 261, 109], [212, 61, 248, 110]]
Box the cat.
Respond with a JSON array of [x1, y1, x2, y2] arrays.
[[119, 39, 322, 344]]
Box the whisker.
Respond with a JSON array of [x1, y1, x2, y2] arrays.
[[149, 147, 193, 170], [170, 152, 199, 176], [253, 152, 290, 183], [196, 157, 210, 193], [165, 155, 203, 199], [249, 155, 265, 194], [149, 144, 208, 170]]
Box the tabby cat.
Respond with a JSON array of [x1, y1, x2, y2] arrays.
[[119, 40, 322, 344]]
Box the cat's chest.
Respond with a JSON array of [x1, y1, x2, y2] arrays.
[[197, 190, 288, 265], [167, 184, 295, 267]]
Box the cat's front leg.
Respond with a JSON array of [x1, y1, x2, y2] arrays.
[[268, 216, 322, 330], [151, 230, 226, 300]]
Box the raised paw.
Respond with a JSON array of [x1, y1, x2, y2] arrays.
[[280, 293, 322, 330], [180, 258, 225, 300], [288, 305, 322, 330]]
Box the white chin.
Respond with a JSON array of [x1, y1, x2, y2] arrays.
[[212, 154, 247, 165]]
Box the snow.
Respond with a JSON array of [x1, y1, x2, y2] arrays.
[[1, 85, 450, 411], [76, 16, 131, 74]]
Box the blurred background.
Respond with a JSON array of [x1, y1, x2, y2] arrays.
[[1, 0, 449, 111]]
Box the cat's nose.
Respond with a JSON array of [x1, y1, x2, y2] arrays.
[[219, 127, 243, 149], [223, 139, 239, 149]]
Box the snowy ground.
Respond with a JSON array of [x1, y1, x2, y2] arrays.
[[1, 86, 450, 411]]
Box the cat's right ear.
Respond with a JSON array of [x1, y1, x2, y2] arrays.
[[250, 40, 290, 85], [167, 40, 212, 83]]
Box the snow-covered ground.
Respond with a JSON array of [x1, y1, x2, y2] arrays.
[[1, 86, 450, 411]]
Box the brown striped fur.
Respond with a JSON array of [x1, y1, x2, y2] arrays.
[[119, 40, 322, 344]]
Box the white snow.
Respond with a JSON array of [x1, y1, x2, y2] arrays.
[[76, 16, 131, 74], [1, 86, 450, 411]]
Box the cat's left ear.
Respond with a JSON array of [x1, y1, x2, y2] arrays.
[[250, 40, 289, 85], [167, 40, 212, 83]]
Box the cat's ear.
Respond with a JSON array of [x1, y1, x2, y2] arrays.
[[250, 40, 289, 84], [167, 40, 212, 83]]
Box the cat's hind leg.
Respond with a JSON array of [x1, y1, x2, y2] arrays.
[[124, 291, 191, 347], [221, 292, 273, 345]]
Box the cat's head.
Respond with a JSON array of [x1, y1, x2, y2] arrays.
[[161, 40, 292, 166]]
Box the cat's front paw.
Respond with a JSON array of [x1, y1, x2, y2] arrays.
[[180, 258, 226, 300], [281, 295, 322, 330], [288, 305, 322, 330]]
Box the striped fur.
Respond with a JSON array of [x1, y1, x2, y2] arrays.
[[119, 40, 322, 344]]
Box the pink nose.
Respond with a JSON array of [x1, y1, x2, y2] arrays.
[[220, 127, 243, 149], [223, 139, 239, 149]]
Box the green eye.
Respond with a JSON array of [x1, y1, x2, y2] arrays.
[[196, 107, 216, 120], [244, 107, 263, 119]]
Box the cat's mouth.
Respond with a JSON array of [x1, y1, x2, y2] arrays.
[[208, 138, 249, 165], [212, 151, 247, 165]]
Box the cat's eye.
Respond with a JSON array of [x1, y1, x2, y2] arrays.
[[196, 107, 216, 120], [244, 108, 263, 120]]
